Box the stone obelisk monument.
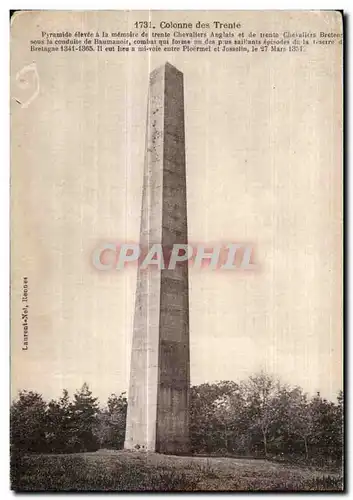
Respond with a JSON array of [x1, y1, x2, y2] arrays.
[[124, 62, 190, 454]]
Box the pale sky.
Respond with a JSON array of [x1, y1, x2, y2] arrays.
[[11, 11, 343, 404]]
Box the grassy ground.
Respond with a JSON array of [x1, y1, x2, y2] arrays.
[[11, 449, 343, 492]]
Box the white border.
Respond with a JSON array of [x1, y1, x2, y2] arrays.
[[2, 2, 349, 498]]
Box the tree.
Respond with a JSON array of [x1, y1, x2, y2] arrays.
[[95, 392, 128, 449], [10, 378, 343, 464], [71, 383, 100, 452], [190, 383, 219, 453], [212, 381, 242, 453], [286, 388, 313, 460], [190, 381, 241, 454], [242, 372, 281, 457], [336, 390, 344, 454], [309, 393, 342, 461], [10, 391, 47, 453], [46, 389, 74, 452]]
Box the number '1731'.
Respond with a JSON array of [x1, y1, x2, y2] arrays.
[[134, 21, 153, 28]]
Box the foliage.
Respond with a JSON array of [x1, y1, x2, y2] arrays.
[[10, 373, 343, 466], [10, 391, 47, 453], [10, 384, 126, 454], [189, 372, 343, 464], [70, 383, 100, 452], [46, 389, 73, 452], [94, 392, 127, 449]]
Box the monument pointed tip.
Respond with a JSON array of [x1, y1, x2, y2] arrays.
[[164, 61, 183, 73], [150, 62, 183, 78]]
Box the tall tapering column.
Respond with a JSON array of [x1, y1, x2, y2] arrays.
[[124, 62, 190, 455]]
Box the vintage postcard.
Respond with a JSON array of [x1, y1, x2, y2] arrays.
[[10, 10, 343, 492]]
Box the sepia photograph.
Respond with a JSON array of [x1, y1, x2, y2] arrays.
[[10, 10, 343, 491]]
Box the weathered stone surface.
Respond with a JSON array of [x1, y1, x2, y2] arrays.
[[124, 63, 190, 455]]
